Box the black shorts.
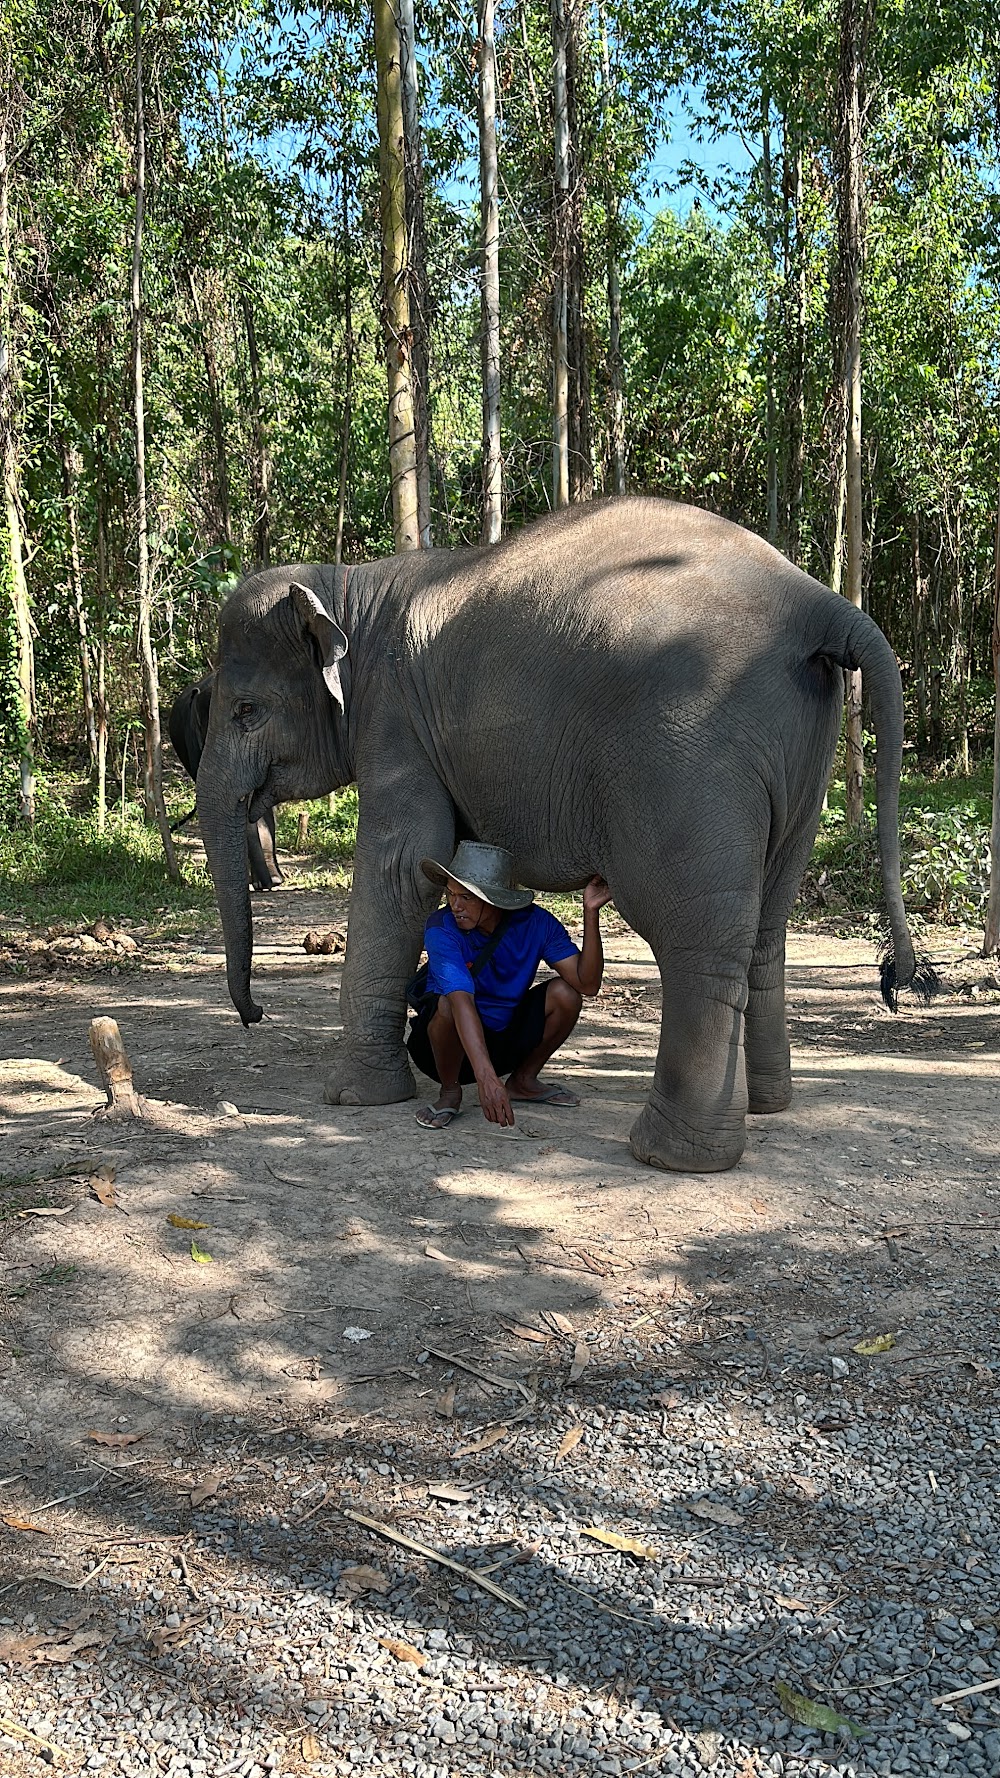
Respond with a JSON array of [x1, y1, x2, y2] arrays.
[[406, 982, 549, 1085]]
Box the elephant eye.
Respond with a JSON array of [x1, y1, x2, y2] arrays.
[[233, 699, 255, 722]]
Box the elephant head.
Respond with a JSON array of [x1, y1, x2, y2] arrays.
[[196, 570, 351, 1025]]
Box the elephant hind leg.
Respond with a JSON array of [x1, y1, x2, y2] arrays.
[[623, 891, 758, 1173], [745, 924, 792, 1114]]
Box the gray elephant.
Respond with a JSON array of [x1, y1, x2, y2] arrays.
[[167, 673, 283, 893], [196, 497, 930, 1174]]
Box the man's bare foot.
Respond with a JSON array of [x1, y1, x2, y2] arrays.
[[505, 1075, 580, 1107]]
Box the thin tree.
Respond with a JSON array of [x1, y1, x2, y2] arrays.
[[185, 268, 232, 548], [399, 0, 432, 545], [374, 0, 420, 552], [832, 0, 875, 828], [598, 9, 624, 496], [478, 0, 503, 542], [334, 167, 353, 569], [60, 438, 98, 771], [0, 79, 34, 823], [551, 0, 570, 508], [982, 494, 1000, 956], [130, 0, 178, 878]]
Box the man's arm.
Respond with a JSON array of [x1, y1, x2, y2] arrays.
[[552, 876, 614, 997], [446, 990, 515, 1126]]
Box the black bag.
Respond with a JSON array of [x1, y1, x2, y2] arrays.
[[407, 915, 510, 1014]]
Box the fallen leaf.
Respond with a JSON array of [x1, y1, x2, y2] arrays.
[[426, 1483, 475, 1503], [775, 1680, 869, 1738], [501, 1321, 548, 1344], [190, 1241, 213, 1264], [852, 1333, 895, 1355], [301, 1731, 322, 1761], [788, 1473, 820, 1499], [686, 1500, 745, 1527], [1, 1515, 52, 1534], [452, 1426, 510, 1459], [554, 1424, 584, 1464], [343, 1326, 373, 1342], [336, 1563, 389, 1597], [218, 1101, 240, 1117], [0, 1627, 108, 1665], [435, 1384, 457, 1419], [582, 1527, 659, 1558], [20, 1205, 75, 1218], [189, 1478, 221, 1508], [773, 1594, 811, 1611], [89, 1164, 117, 1208], [167, 1214, 209, 1230], [750, 1197, 769, 1214], [541, 1310, 574, 1336], [87, 1430, 144, 1449], [656, 1389, 683, 1411], [378, 1635, 426, 1667], [424, 1244, 456, 1265], [569, 1338, 590, 1382]]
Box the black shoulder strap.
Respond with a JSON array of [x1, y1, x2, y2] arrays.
[[468, 914, 510, 979]]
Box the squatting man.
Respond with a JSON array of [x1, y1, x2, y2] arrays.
[[406, 841, 614, 1130]]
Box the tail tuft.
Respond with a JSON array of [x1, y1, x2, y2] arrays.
[[879, 950, 898, 1012], [880, 944, 940, 1012]]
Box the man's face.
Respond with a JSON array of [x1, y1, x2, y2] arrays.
[[446, 879, 487, 930]]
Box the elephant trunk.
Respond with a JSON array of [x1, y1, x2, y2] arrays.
[[197, 750, 263, 1026]]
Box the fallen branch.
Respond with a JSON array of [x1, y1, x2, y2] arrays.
[[427, 1348, 532, 1402], [0, 1716, 66, 1764], [933, 1676, 1000, 1706], [340, 1508, 527, 1613], [30, 1554, 112, 1591]]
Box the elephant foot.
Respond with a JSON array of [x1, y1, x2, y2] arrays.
[[747, 1072, 792, 1115], [324, 1043, 416, 1107], [629, 1092, 746, 1174]]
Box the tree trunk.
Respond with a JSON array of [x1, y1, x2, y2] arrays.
[[563, 0, 591, 503], [95, 460, 109, 832], [787, 140, 807, 565], [983, 494, 1000, 956], [398, 0, 431, 546], [551, 0, 570, 509], [335, 173, 353, 568], [130, 0, 178, 880], [478, 0, 503, 543], [0, 99, 34, 824], [60, 437, 98, 771], [833, 0, 873, 829], [240, 294, 272, 568], [761, 92, 779, 546], [186, 268, 232, 548], [910, 514, 927, 751], [374, 0, 420, 553]]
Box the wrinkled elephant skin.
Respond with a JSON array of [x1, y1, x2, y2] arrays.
[[196, 498, 923, 1173]]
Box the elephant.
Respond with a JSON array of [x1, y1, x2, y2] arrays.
[[196, 496, 932, 1174], [167, 673, 283, 893]]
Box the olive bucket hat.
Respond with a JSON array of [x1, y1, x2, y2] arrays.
[[419, 841, 534, 911]]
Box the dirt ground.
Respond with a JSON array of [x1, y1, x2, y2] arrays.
[[1, 890, 999, 1775], [1, 891, 997, 1451]]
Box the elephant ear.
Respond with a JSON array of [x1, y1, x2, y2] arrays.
[[289, 581, 349, 712]]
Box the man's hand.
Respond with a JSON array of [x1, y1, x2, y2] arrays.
[[583, 875, 614, 915], [478, 1071, 515, 1126]]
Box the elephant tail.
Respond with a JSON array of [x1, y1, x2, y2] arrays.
[[811, 596, 938, 1010]]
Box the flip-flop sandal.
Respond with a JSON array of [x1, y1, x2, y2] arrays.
[[415, 1104, 462, 1129], [507, 1084, 580, 1108]]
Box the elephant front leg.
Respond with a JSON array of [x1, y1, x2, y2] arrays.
[[323, 794, 454, 1107], [744, 925, 792, 1114], [248, 810, 283, 891], [629, 957, 751, 1173]]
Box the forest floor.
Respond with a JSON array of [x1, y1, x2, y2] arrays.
[[0, 879, 999, 1778]]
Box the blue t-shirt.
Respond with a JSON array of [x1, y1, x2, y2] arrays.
[[423, 904, 577, 1030]]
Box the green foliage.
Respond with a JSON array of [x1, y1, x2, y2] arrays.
[[805, 765, 993, 923], [275, 790, 359, 860]]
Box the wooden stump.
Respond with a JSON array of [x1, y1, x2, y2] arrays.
[[89, 1016, 145, 1121]]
